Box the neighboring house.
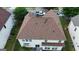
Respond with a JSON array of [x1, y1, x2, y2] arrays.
[[68, 15, 79, 51], [0, 8, 14, 49], [17, 10, 66, 51], [26, 7, 43, 12], [58, 7, 64, 16]]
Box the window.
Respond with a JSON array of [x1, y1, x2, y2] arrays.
[[48, 47, 50, 50], [4, 25, 6, 28], [59, 40, 61, 43], [22, 39, 25, 41], [55, 48, 57, 50], [25, 39, 32, 42], [77, 45, 79, 47], [74, 28, 77, 31], [73, 36, 75, 39], [52, 48, 57, 50], [23, 43, 29, 46], [35, 45, 40, 47], [45, 47, 50, 50], [45, 47, 47, 49], [29, 39, 32, 42], [25, 39, 28, 42], [52, 48, 54, 50]]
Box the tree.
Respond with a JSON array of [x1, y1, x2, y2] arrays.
[[43, 7, 58, 10], [63, 7, 79, 19], [13, 7, 28, 22]]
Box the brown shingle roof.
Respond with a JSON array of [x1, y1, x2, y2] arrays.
[[17, 10, 66, 40], [0, 8, 11, 30]]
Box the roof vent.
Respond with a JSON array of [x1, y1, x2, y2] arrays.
[[35, 11, 45, 16]]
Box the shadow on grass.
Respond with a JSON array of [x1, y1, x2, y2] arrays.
[[60, 16, 75, 51]]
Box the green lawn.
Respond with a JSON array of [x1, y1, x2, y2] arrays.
[[14, 40, 32, 51], [4, 21, 21, 51], [60, 16, 75, 51]]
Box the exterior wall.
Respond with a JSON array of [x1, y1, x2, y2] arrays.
[[42, 46, 63, 51], [47, 40, 64, 43], [18, 39, 64, 51], [68, 21, 79, 51], [18, 39, 45, 47], [0, 15, 14, 49]]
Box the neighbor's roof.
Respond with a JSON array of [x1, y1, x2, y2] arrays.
[[71, 15, 79, 26], [17, 9, 66, 40], [0, 8, 11, 30]]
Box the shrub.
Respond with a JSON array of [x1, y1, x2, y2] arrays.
[[13, 7, 28, 22]]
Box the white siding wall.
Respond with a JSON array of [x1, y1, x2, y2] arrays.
[[0, 15, 14, 49], [47, 40, 64, 43], [68, 21, 79, 51], [18, 39, 44, 47], [18, 39, 64, 51], [42, 46, 63, 51], [47, 40, 59, 43]]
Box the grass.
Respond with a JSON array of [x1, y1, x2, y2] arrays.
[[4, 21, 21, 51], [60, 16, 75, 51], [14, 40, 32, 51]]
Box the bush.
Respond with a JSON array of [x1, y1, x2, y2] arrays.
[[63, 7, 79, 18], [43, 7, 58, 10], [13, 7, 28, 22]]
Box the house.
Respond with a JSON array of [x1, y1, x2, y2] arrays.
[[17, 10, 66, 51], [0, 8, 14, 49], [58, 7, 64, 16], [68, 15, 79, 51]]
